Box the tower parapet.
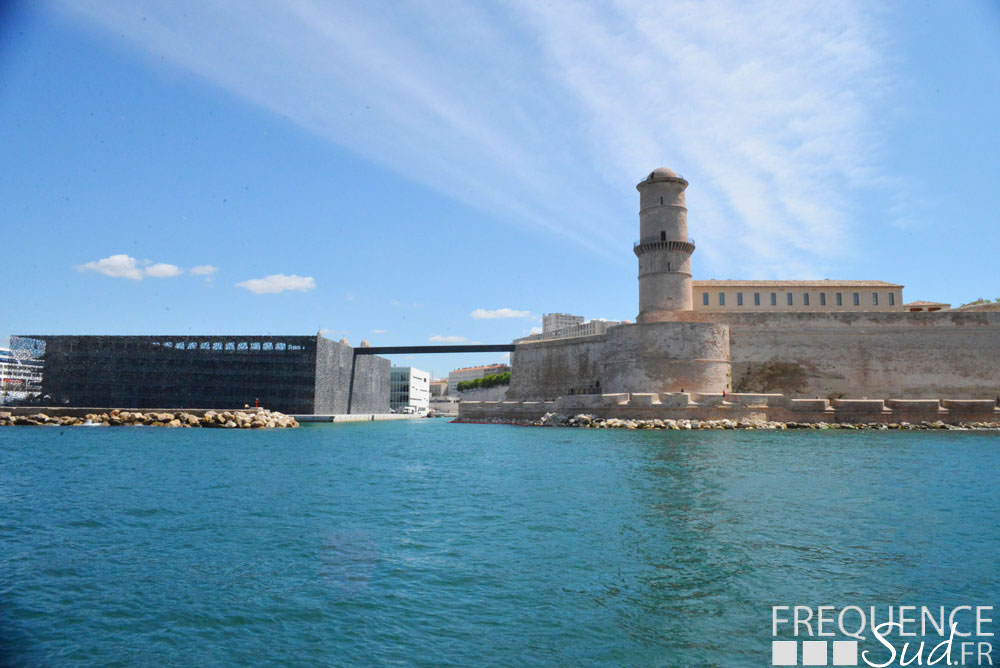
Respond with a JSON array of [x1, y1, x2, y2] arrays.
[[635, 167, 694, 321]]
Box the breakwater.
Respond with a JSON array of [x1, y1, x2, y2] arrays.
[[459, 392, 1000, 427], [0, 407, 299, 428]]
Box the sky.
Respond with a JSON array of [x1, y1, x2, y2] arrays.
[[1, 1, 999, 375]]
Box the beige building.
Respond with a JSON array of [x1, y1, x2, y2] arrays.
[[904, 300, 950, 312], [692, 280, 904, 312], [542, 313, 584, 333], [447, 363, 510, 395]]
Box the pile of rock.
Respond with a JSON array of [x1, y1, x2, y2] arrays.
[[455, 414, 1000, 431], [0, 408, 298, 429]]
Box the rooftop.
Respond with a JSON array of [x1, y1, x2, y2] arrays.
[[693, 279, 903, 288], [903, 300, 950, 307]]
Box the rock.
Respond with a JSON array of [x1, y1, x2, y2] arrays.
[[167, 419, 182, 428]]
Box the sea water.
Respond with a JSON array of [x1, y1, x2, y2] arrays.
[[1, 421, 998, 666]]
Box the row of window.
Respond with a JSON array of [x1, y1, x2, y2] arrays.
[[702, 291, 896, 307]]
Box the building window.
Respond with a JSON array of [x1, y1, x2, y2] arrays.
[[889, 293, 895, 306], [771, 292, 777, 306], [703, 292, 709, 306], [660, 230, 666, 241], [836, 292, 843, 306], [853, 292, 860, 306], [873, 292, 879, 306], [787, 293, 793, 306], [820, 293, 826, 306], [803, 293, 810, 306], [737, 292, 743, 306], [754, 292, 760, 306], [719, 293, 725, 306]]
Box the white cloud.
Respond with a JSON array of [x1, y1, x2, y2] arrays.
[[235, 273, 316, 294], [144, 262, 183, 278], [189, 265, 218, 276], [471, 308, 532, 320], [59, 1, 898, 276], [76, 254, 144, 280], [372, 329, 387, 334], [429, 335, 476, 344]]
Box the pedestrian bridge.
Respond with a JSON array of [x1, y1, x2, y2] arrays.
[[354, 344, 515, 355]]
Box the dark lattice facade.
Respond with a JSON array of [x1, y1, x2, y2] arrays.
[[11, 335, 389, 415]]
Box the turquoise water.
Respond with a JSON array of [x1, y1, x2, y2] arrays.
[[1, 421, 998, 666]]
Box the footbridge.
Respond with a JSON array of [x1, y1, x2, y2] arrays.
[[354, 344, 515, 355]]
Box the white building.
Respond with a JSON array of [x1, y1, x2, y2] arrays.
[[390, 366, 430, 413], [515, 318, 625, 343], [447, 363, 510, 395], [542, 313, 584, 333], [1, 346, 43, 405]]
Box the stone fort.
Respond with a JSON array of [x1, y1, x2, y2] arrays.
[[500, 168, 1000, 407]]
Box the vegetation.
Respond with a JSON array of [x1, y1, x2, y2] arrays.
[[457, 372, 511, 392], [959, 297, 1000, 307]]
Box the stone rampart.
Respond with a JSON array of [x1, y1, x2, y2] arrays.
[[668, 310, 1000, 399]]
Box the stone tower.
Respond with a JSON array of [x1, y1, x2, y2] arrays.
[[634, 167, 695, 322]]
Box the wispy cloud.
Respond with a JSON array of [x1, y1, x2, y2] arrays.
[[59, 1, 897, 276], [144, 262, 183, 278], [77, 254, 144, 280], [236, 273, 316, 294], [190, 265, 218, 276], [77, 254, 186, 280], [372, 329, 387, 334], [471, 308, 532, 320], [429, 334, 479, 344]]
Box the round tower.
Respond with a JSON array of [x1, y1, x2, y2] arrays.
[[634, 167, 695, 321]]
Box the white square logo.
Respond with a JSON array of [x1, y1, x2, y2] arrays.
[[802, 640, 828, 666], [832, 640, 858, 666], [773, 640, 797, 666]]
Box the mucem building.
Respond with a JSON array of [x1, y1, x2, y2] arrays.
[[9, 334, 390, 415]]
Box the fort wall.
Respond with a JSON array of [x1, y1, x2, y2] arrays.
[[668, 310, 1000, 398]]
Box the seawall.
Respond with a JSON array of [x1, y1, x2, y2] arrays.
[[459, 392, 1000, 426]]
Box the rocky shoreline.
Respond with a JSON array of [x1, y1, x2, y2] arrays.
[[0, 408, 299, 429], [456, 413, 1000, 431]]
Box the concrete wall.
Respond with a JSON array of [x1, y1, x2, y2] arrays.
[[507, 334, 607, 400], [315, 337, 390, 414], [670, 311, 1000, 399], [350, 354, 390, 414], [459, 385, 508, 402]]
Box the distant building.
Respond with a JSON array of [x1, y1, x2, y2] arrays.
[[691, 280, 905, 312], [448, 363, 510, 395], [429, 379, 449, 397], [514, 318, 624, 343], [9, 334, 389, 415], [542, 313, 584, 333], [390, 366, 430, 413], [904, 300, 950, 312], [0, 346, 43, 405]]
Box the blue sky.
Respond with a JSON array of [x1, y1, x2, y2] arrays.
[[2, 1, 999, 375]]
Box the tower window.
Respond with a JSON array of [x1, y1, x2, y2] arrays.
[[719, 293, 725, 306], [771, 292, 777, 306], [660, 196, 663, 205], [836, 292, 843, 306], [703, 292, 709, 306], [853, 292, 860, 306], [737, 292, 743, 306], [754, 292, 760, 306], [820, 293, 826, 306], [803, 293, 810, 306], [660, 231, 666, 241], [787, 293, 794, 306], [889, 293, 895, 306], [872, 292, 879, 306]]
